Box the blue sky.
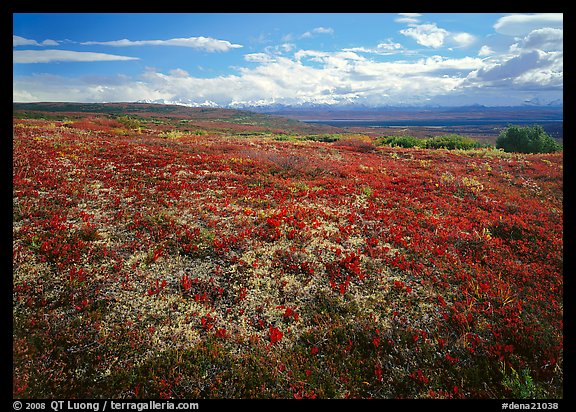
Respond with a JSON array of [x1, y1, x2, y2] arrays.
[[13, 13, 563, 107]]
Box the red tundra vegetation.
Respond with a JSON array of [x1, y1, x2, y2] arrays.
[[12, 110, 562, 399]]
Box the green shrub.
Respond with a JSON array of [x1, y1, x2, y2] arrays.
[[377, 135, 424, 148], [501, 366, 548, 398], [378, 135, 483, 150], [116, 115, 143, 131], [424, 134, 482, 150], [496, 125, 561, 153]]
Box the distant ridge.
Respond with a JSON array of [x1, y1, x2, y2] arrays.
[[134, 96, 563, 112], [12, 101, 344, 135], [14, 101, 562, 121]]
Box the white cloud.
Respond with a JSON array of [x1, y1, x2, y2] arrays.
[[522, 28, 563, 51], [342, 47, 374, 54], [168, 68, 190, 78], [301, 27, 334, 38], [13, 73, 165, 103], [478, 45, 495, 56], [465, 27, 563, 92], [494, 13, 563, 36], [377, 40, 403, 51], [263, 43, 296, 56], [451, 32, 476, 48], [400, 23, 449, 48], [295, 50, 365, 63], [13, 49, 139, 63], [312, 27, 334, 35], [279, 43, 296, 53], [14, 48, 490, 106], [13, 35, 59, 47], [400, 23, 476, 49], [472, 51, 541, 82], [395, 13, 422, 24], [81, 36, 243, 52], [343, 40, 408, 56], [244, 53, 276, 63]]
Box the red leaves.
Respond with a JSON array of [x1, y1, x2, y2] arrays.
[[444, 353, 460, 364], [325, 252, 364, 294], [152, 248, 163, 262], [147, 278, 167, 296], [69, 267, 87, 283], [410, 369, 429, 385], [74, 298, 89, 312], [266, 217, 282, 228], [269, 325, 283, 345], [279, 306, 299, 322], [180, 274, 193, 292], [201, 313, 216, 331], [393, 280, 412, 295], [180, 274, 225, 304]]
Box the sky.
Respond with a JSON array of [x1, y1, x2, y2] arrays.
[[13, 13, 563, 107]]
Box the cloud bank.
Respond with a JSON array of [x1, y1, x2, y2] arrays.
[[493, 13, 563, 36], [12, 51, 486, 105], [13, 14, 563, 107]]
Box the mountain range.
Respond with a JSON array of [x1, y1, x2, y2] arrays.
[[136, 98, 563, 112]]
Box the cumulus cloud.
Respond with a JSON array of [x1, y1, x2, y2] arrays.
[[494, 13, 563, 36], [469, 50, 562, 90], [478, 45, 495, 56], [400, 23, 449, 48], [451, 32, 476, 48], [81, 36, 243, 52], [13, 47, 490, 106], [465, 26, 562, 92], [15, 36, 558, 106], [13, 49, 140, 63], [13, 35, 59, 47], [400, 23, 476, 49], [473, 51, 541, 82], [521, 28, 563, 52]]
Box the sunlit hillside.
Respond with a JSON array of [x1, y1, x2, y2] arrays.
[[13, 105, 562, 399]]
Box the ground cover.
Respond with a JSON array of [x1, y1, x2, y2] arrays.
[[13, 115, 563, 399]]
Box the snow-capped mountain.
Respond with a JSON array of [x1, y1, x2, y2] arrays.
[[136, 98, 219, 108], [136, 97, 563, 112]]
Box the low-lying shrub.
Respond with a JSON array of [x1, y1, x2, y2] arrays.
[[377, 136, 425, 148], [424, 134, 483, 150], [378, 134, 484, 150], [333, 136, 376, 152], [496, 125, 562, 154]]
